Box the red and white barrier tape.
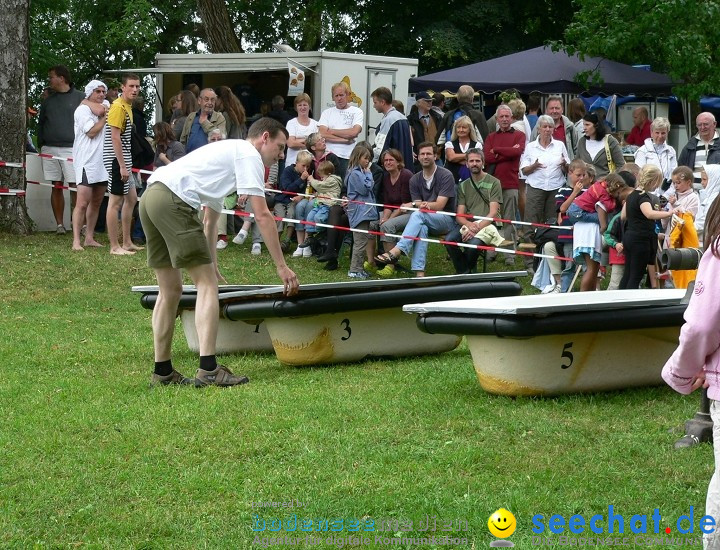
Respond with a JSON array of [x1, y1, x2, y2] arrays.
[[264, 187, 570, 232], [0, 188, 26, 196], [4, 153, 569, 232], [25, 152, 154, 176], [219, 207, 573, 262]]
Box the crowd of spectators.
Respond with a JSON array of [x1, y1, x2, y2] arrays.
[[33, 65, 720, 290]]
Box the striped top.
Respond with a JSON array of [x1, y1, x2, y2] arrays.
[[103, 100, 132, 173]]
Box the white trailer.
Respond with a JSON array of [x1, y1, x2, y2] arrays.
[[130, 51, 418, 143]]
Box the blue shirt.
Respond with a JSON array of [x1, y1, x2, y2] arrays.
[[186, 114, 208, 153]]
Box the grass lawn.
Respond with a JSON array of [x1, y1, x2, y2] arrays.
[[0, 231, 711, 549]]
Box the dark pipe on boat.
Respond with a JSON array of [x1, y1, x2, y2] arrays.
[[415, 305, 687, 337], [223, 281, 522, 320]]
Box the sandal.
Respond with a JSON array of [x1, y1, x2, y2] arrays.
[[375, 251, 399, 265]]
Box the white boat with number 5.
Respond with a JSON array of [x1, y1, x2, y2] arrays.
[[404, 289, 688, 396]]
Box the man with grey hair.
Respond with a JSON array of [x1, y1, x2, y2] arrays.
[[436, 84, 490, 149], [530, 95, 578, 159], [180, 88, 226, 153], [679, 112, 720, 183], [483, 104, 525, 264]]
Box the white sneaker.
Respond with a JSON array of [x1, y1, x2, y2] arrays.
[[550, 285, 562, 294], [541, 283, 556, 294], [302, 247, 313, 257], [232, 230, 248, 245], [251, 243, 262, 255], [216, 239, 228, 250], [56, 224, 66, 235], [292, 247, 303, 258]]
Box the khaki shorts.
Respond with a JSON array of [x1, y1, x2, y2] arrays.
[[139, 182, 212, 269], [40, 146, 75, 183]]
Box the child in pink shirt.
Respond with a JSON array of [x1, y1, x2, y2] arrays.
[[662, 196, 720, 549], [566, 175, 624, 233]]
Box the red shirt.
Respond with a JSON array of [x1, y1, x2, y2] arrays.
[[625, 119, 651, 146], [483, 129, 526, 190], [552, 122, 566, 144]]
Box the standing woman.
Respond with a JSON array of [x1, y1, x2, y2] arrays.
[[661, 195, 720, 550], [71, 80, 109, 251], [215, 85, 246, 139], [567, 98, 586, 138], [619, 165, 674, 289], [172, 90, 197, 139], [634, 117, 678, 191], [285, 93, 319, 166], [444, 115, 481, 183], [577, 112, 624, 180]]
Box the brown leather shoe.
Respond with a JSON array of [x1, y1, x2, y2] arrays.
[[194, 365, 250, 388], [150, 369, 194, 387]]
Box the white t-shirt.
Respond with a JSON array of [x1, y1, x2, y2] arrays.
[[72, 103, 108, 184], [147, 139, 265, 213], [285, 117, 319, 165], [318, 105, 364, 159]]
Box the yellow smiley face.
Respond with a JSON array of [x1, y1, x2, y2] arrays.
[[488, 508, 516, 538]]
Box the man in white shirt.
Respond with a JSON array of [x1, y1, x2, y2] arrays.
[[141, 118, 299, 388], [318, 81, 364, 178]]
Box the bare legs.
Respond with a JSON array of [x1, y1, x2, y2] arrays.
[[580, 254, 600, 291], [72, 185, 106, 250], [151, 263, 219, 364], [107, 186, 141, 255]]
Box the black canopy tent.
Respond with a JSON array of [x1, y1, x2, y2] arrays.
[[409, 46, 675, 97]]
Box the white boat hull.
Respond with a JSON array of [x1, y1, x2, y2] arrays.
[[468, 327, 680, 396], [180, 310, 273, 355], [265, 307, 462, 366]]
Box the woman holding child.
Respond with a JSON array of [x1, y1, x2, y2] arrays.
[[566, 173, 628, 291]]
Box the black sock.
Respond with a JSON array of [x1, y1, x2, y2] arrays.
[[154, 359, 173, 376], [199, 355, 218, 372]]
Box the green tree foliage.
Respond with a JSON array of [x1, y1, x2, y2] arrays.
[[558, 0, 720, 101], [29, 0, 574, 102], [29, 0, 199, 98]]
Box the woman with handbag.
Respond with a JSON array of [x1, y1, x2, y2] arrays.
[[577, 112, 625, 179]]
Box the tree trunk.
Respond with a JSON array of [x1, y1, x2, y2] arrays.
[[0, 0, 32, 234], [197, 0, 243, 53]]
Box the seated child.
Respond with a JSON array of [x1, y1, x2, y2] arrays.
[[276, 151, 312, 255], [298, 160, 342, 250]]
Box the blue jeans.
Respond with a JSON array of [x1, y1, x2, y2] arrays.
[[306, 204, 330, 234], [567, 203, 599, 225], [396, 211, 456, 272], [295, 199, 313, 232]]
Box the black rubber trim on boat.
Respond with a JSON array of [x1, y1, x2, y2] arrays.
[[222, 281, 522, 320], [414, 305, 687, 337]]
